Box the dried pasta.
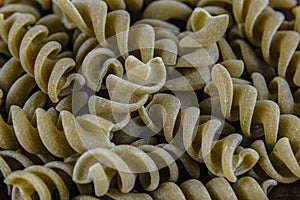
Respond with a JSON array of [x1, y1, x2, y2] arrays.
[[0, 0, 299, 199], [0, 149, 54, 196], [138, 93, 258, 182], [73, 144, 199, 196], [231, 0, 300, 86], [0, 10, 85, 103], [5, 161, 90, 200], [0, 105, 114, 157], [150, 177, 276, 200]]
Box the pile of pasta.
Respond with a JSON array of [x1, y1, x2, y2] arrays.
[[0, 0, 299, 199]]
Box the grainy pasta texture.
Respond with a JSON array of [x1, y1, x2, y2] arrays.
[[0, 0, 299, 199]]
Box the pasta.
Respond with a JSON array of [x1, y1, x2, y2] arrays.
[[0, 105, 114, 157], [138, 93, 258, 182], [252, 72, 300, 115], [5, 161, 90, 200], [0, 0, 299, 199], [73, 188, 152, 200], [0, 10, 85, 103], [201, 63, 300, 151], [251, 114, 300, 183], [72, 144, 199, 196], [150, 177, 276, 200], [231, 0, 300, 86], [0, 149, 54, 196]]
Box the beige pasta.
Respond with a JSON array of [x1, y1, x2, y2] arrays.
[[0, 11, 85, 103], [73, 144, 199, 196], [0, 0, 300, 199], [0, 105, 114, 158], [150, 177, 276, 200]]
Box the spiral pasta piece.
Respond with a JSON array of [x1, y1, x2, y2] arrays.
[[0, 105, 115, 158], [150, 176, 276, 200], [252, 72, 300, 115], [53, 0, 130, 51], [0, 150, 54, 195], [4, 161, 87, 200], [232, 0, 300, 86], [138, 93, 258, 182], [87, 56, 166, 131], [250, 113, 300, 183], [0, 11, 85, 103], [202, 63, 300, 151], [73, 188, 152, 200], [73, 144, 199, 196]]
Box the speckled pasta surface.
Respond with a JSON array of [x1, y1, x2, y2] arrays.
[[0, 0, 299, 199]]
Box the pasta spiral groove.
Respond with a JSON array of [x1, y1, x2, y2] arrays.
[[5, 161, 90, 200], [0, 12, 85, 102], [138, 93, 258, 182], [73, 144, 199, 196], [232, 0, 300, 86], [0, 105, 115, 158], [202, 63, 300, 151], [150, 177, 277, 200]]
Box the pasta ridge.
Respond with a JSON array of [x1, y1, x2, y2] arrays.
[[202, 63, 300, 151], [4, 161, 88, 200], [138, 93, 258, 182], [232, 0, 300, 86], [0, 11, 85, 103], [150, 176, 276, 200], [0, 105, 115, 158], [72, 144, 199, 196], [251, 114, 300, 183], [0, 149, 54, 196]]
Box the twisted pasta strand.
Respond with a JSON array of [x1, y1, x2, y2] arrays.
[[0, 12, 85, 102], [150, 177, 276, 200], [5, 161, 90, 200], [0, 150, 53, 196], [0, 105, 115, 158], [252, 72, 300, 116], [138, 93, 258, 182], [232, 0, 300, 86], [73, 144, 199, 196], [202, 63, 300, 151], [251, 114, 300, 183]]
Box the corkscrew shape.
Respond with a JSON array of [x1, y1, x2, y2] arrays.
[[138, 93, 258, 182], [202, 63, 300, 152], [0, 150, 54, 195], [0, 57, 48, 118], [53, 0, 130, 51], [251, 114, 300, 183], [73, 188, 152, 200], [231, 0, 300, 86], [86, 55, 166, 131], [0, 105, 115, 158], [73, 144, 199, 196], [0, 11, 85, 102], [150, 177, 276, 200], [0, 0, 51, 20], [5, 161, 90, 200], [251, 72, 300, 116], [73, 22, 155, 72]]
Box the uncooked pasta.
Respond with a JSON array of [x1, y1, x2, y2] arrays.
[[0, 0, 299, 199]]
